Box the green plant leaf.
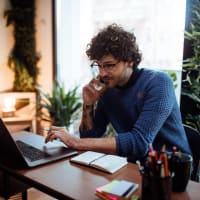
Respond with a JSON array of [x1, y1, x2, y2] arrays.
[[182, 0, 200, 132], [36, 82, 82, 128]]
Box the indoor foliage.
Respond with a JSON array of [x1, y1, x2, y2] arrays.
[[36, 82, 82, 129], [4, 0, 40, 91], [181, 0, 200, 132]]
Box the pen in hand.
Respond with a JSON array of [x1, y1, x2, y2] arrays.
[[136, 160, 144, 175], [43, 127, 66, 143], [43, 127, 58, 143]]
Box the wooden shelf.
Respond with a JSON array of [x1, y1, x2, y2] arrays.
[[0, 92, 36, 133]]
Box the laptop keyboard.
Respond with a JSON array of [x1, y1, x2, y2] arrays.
[[16, 140, 50, 162]]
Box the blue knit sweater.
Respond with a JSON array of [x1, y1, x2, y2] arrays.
[[80, 68, 192, 161]]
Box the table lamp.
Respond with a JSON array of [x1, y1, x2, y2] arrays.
[[2, 97, 16, 117]]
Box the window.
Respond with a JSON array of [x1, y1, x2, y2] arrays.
[[55, 0, 186, 102]]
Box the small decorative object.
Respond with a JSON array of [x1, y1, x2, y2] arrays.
[[2, 97, 16, 117]]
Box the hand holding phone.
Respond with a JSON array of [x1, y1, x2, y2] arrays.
[[92, 77, 105, 91], [90, 64, 106, 91]]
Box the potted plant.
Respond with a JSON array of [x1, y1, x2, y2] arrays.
[[181, 0, 200, 132], [36, 82, 82, 130]]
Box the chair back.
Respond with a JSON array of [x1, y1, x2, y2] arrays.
[[184, 124, 200, 182]]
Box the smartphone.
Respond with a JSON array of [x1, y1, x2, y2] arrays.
[[90, 65, 105, 91]]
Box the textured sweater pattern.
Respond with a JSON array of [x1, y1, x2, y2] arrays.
[[80, 68, 191, 161]]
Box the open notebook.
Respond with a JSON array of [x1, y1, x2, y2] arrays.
[[70, 151, 128, 174]]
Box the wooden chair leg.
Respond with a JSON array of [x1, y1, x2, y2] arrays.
[[197, 160, 200, 182]]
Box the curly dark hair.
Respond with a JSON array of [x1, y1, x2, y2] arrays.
[[86, 24, 142, 68]]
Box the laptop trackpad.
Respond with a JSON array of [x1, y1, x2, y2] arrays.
[[42, 143, 69, 156]]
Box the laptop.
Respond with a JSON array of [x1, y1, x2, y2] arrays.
[[0, 118, 78, 168]]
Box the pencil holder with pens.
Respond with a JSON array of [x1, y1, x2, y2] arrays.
[[138, 145, 172, 200], [141, 174, 172, 200], [138, 145, 193, 199]]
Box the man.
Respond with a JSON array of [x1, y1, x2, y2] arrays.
[[45, 24, 191, 162]]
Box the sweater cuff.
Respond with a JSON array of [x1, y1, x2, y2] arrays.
[[115, 134, 133, 157]]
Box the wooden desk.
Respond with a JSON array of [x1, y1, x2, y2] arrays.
[[0, 156, 200, 200]]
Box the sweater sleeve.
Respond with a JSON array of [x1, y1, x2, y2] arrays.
[[116, 72, 176, 160]]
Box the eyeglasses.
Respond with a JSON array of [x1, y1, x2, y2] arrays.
[[90, 61, 120, 72]]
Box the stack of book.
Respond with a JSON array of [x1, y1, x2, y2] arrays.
[[95, 179, 139, 200]]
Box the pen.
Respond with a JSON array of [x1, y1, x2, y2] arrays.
[[43, 126, 66, 132], [136, 160, 144, 175], [43, 128, 51, 132], [160, 162, 165, 177], [43, 127, 63, 142], [160, 146, 170, 177], [171, 146, 177, 162]]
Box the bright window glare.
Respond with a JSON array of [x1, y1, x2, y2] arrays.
[[55, 0, 186, 92]]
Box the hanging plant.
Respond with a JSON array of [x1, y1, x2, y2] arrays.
[[4, 0, 40, 91]]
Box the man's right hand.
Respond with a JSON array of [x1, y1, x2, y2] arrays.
[[82, 78, 106, 106]]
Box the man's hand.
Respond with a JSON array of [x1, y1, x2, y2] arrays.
[[45, 126, 78, 148], [45, 125, 117, 154], [82, 78, 106, 106]]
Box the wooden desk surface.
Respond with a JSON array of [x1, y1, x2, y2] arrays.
[[0, 129, 199, 199], [1, 157, 198, 200]]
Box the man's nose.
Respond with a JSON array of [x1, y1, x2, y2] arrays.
[[99, 67, 107, 76]]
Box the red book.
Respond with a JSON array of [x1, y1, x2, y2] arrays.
[[95, 180, 139, 200], [95, 183, 120, 200]]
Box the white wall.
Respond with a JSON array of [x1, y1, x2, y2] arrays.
[[0, 0, 53, 93]]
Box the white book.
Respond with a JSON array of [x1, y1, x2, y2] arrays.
[[70, 151, 128, 174]]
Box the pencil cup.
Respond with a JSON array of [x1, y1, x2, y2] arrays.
[[169, 152, 192, 192], [141, 175, 172, 200]]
